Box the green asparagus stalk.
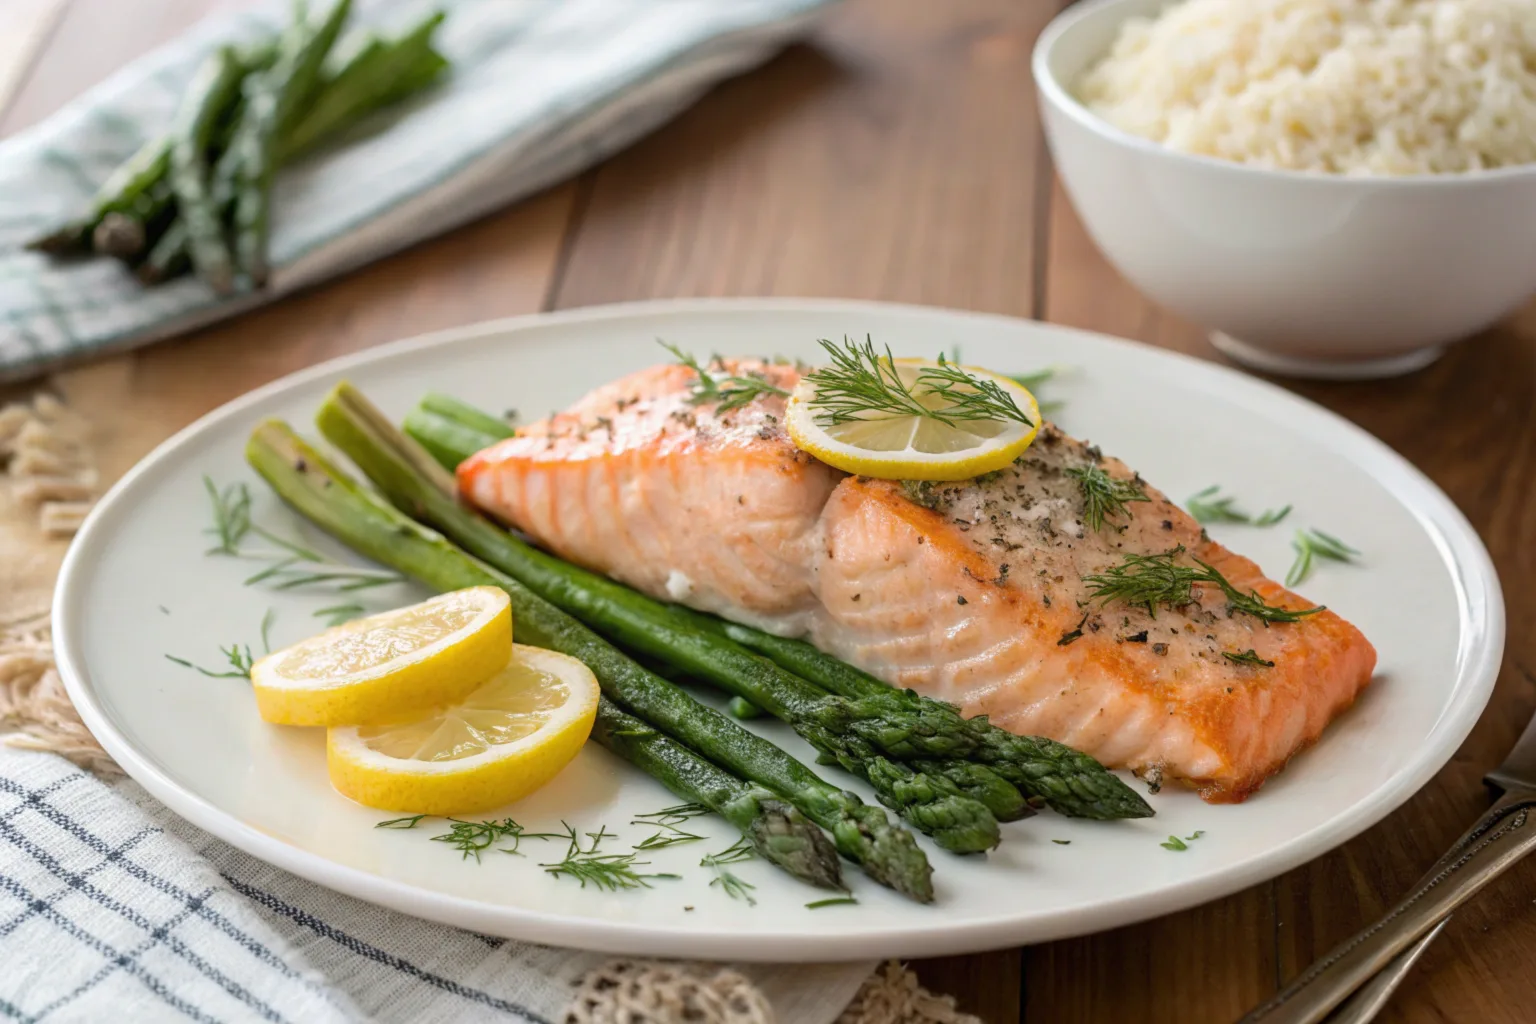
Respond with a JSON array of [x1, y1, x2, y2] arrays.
[[168, 45, 247, 294], [727, 696, 765, 720], [318, 384, 1006, 852], [402, 408, 501, 474], [419, 392, 516, 440], [688, 618, 1155, 820], [246, 421, 935, 902], [591, 696, 843, 891], [233, 0, 353, 285], [410, 389, 1153, 822], [25, 136, 170, 255]]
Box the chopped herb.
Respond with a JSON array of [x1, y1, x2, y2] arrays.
[[700, 836, 755, 869], [1160, 835, 1189, 851], [1186, 486, 1291, 528], [1066, 464, 1148, 532], [660, 341, 789, 413], [165, 642, 257, 679], [1051, 839, 1071, 845], [802, 336, 1034, 428], [375, 815, 427, 830], [431, 818, 565, 861], [1286, 528, 1360, 587], [313, 603, 366, 628], [1186, 830, 1205, 841], [1223, 649, 1275, 668], [1057, 628, 1082, 646], [542, 825, 680, 891], [1082, 546, 1323, 623], [805, 897, 859, 909], [633, 803, 711, 826]]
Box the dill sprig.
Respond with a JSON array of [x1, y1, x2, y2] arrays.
[[165, 643, 257, 679], [660, 341, 789, 413], [541, 824, 681, 892], [700, 837, 758, 906], [431, 818, 566, 861], [1286, 529, 1360, 587], [166, 607, 273, 678], [803, 336, 1034, 428], [633, 802, 711, 825], [1223, 649, 1275, 668], [375, 814, 427, 829], [1082, 546, 1323, 623], [1066, 463, 1148, 532], [204, 476, 403, 592], [1186, 486, 1291, 528]]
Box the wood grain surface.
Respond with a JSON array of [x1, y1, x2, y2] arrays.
[[5, 2, 1534, 1021]]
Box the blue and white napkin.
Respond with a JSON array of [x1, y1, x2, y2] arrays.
[[0, 0, 836, 382], [0, 745, 876, 1023]]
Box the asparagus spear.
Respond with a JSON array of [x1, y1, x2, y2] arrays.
[[409, 390, 1154, 822], [246, 421, 935, 902], [318, 384, 1006, 852], [230, 0, 352, 286], [168, 45, 247, 294], [591, 696, 843, 891], [685, 618, 1154, 821], [402, 408, 501, 474], [24, 136, 171, 255]]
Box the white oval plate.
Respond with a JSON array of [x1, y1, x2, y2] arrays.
[[54, 299, 1503, 962]]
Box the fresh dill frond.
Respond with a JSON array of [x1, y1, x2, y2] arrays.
[[805, 897, 859, 909], [1286, 529, 1360, 587], [699, 837, 755, 869], [1066, 464, 1148, 532], [710, 871, 757, 905], [375, 814, 427, 829], [633, 803, 711, 826], [204, 477, 404, 592], [1082, 546, 1323, 623], [259, 608, 276, 654], [164, 643, 257, 680], [634, 829, 705, 851], [542, 825, 681, 892], [431, 818, 566, 861], [700, 837, 758, 905], [1223, 649, 1275, 668], [802, 337, 1033, 428], [659, 341, 789, 413], [1186, 486, 1291, 528], [313, 603, 366, 627]]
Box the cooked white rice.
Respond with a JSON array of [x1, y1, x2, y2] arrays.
[[1075, 0, 1536, 175]]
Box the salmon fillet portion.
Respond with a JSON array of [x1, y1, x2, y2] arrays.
[[458, 361, 841, 632], [458, 361, 1376, 802]]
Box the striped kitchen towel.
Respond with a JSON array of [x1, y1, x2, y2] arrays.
[[0, 0, 835, 383], [0, 744, 877, 1023]]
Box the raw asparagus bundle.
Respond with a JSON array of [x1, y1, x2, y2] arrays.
[[396, 390, 1155, 823], [246, 421, 936, 903], [320, 384, 1004, 855], [27, 1, 448, 293]]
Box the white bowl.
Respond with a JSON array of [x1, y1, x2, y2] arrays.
[[1032, 0, 1536, 380]]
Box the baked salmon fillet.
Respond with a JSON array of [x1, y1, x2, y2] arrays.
[[458, 360, 1376, 802]]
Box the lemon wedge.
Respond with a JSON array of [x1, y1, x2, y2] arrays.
[[786, 357, 1041, 481], [250, 587, 511, 727], [327, 643, 600, 815]]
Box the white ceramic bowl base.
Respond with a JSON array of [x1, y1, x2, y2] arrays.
[[1033, 0, 1536, 380], [53, 300, 1503, 960]]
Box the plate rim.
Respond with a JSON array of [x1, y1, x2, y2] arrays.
[[52, 296, 1506, 961]]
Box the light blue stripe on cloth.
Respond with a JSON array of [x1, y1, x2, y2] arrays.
[[0, 0, 837, 382]]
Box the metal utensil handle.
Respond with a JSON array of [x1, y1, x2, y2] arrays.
[[1240, 788, 1536, 1024], [1319, 920, 1446, 1024]]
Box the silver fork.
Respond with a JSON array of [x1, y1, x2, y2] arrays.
[[1237, 709, 1536, 1024]]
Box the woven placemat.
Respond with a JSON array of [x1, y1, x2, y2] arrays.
[[0, 387, 980, 1024]]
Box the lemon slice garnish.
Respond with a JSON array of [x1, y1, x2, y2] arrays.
[[786, 357, 1041, 481], [327, 643, 600, 815], [250, 587, 511, 727]]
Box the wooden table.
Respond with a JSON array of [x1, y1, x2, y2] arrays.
[[6, 3, 1534, 1021]]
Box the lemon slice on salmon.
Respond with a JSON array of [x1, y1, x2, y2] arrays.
[[327, 644, 600, 815], [250, 587, 511, 727], [786, 355, 1041, 481]]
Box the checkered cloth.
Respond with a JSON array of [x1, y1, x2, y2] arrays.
[[0, 746, 874, 1024], [0, 0, 833, 383]]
